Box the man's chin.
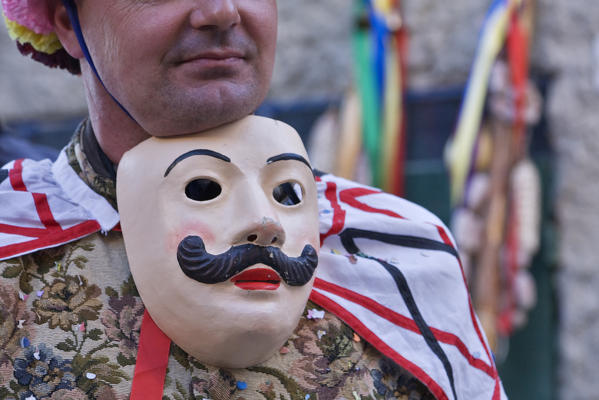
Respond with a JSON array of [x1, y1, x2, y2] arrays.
[[136, 79, 266, 137], [140, 101, 258, 137]]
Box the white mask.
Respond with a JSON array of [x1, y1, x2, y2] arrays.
[[117, 116, 320, 368]]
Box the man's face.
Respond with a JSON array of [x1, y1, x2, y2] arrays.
[[117, 116, 320, 368], [76, 0, 277, 135]]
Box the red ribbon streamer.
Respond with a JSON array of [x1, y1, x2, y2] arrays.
[[507, 10, 529, 145], [392, 22, 409, 197], [130, 310, 171, 399]]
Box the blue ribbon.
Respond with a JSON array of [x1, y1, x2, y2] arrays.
[[61, 0, 136, 122], [362, 0, 387, 107]]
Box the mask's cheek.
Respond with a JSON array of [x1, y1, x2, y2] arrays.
[[288, 212, 321, 251], [166, 221, 217, 253]]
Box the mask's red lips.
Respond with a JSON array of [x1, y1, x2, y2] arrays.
[[230, 268, 281, 291]]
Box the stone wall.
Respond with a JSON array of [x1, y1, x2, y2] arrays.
[[534, 2, 599, 399], [0, 19, 86, 121], [1, 1, 598, 398], [271, 0, 353, 100]]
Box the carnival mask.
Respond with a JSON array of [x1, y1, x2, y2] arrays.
[[117, 116, 320, 368]]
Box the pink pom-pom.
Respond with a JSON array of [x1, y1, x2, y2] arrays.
[[2, 0, 54, 34]]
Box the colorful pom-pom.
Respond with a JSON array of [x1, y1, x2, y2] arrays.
[[1, 0, 54, 34], [2, 1, 80, 74], [16, 42, 80, 75], [5, 17, 62, 54]]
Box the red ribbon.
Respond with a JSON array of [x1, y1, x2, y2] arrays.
[[393, 20, 409, 197], [507, 10, 529, 145], [383, 0, 409, 197], [130, 310, 171, 399]]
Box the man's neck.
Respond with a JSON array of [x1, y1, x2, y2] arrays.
[[89, 111, 150, 165], [80, 119, 117, 180]]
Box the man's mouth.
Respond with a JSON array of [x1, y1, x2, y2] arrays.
[[230, 267, 281, 291], [177, 50, 245, 66]]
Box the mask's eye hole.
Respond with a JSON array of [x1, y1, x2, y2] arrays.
[[273, 182, 303, 206], [185, 179, 221, 201]]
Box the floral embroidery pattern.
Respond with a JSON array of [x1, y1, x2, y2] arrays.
[[1, 129, 433, 399], [13, 343, 76, 399], [164, 302, 434, 400], [0, 281, 35, 364], [48, 388, 89, 400], [101, 293, 144, 366], [34, 275, 102, 331], [1, 237, 129, 399], [2, 242, 433, 400]]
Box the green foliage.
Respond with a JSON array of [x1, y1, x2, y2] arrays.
[[77, 241, 96, 252], [105, 286, 118, 298], [0, 387, 11, 399], [2, 264, 22, 279], [175, 380, 189, 399], [18, 271, 32, 293], [171, 343, 190, 371], [72, 255, 88, 270], [248, 366, 306, 400], [87, 328, 103, 341], [74, 354, 129, 393], [117, 353, 136, 367], [9, 380, 21, 392], [121, 275, 139, 297], [56, 337, 76, 352]]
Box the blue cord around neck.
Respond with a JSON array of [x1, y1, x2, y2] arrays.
[[61, 0, 137, 122]]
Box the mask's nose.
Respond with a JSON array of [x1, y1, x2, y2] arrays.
[[230, 180, 287, 247], [237, 216, 286, 247]]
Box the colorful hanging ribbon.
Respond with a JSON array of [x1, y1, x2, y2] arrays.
[[353, 0, 382, 187], [445, 0, 523, 205], [500, 7, 531, 337], [352, 0, 407, 194]]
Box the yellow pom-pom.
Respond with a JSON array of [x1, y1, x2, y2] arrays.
[[4, 17, 62, 54]]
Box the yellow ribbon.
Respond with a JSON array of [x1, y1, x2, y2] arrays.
[[446, 0, 523, 205], [381, 36, 401, 192]]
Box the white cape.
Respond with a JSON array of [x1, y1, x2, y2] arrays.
[[0, 151, 506, 400]]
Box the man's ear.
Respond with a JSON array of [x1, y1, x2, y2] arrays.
[[50, 0, 84, 59]]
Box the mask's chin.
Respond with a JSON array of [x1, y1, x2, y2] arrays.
[[173, 292, 310, 368]]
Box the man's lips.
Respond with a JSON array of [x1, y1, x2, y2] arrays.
[[230, 267, 281, 291], [177, 50, 245, 65]]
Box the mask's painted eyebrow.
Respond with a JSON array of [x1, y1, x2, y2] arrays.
[[266, 153, 312, 170], [164, 149, 231, 177]]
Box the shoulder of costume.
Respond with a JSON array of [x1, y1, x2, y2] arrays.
[[0, 150, 119, 261], [313, 172, 507, 400]]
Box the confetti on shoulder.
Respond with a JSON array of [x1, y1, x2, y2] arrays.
[[307, 309, 325, 320]]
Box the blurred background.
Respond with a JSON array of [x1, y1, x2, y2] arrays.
[[2, 1, 598, 399]]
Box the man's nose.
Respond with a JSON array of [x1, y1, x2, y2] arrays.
[[189, 0, 241, 32], [236, 217, 286, 247]]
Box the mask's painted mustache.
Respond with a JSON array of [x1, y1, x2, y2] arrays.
[[177, 235, 318, 286]]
